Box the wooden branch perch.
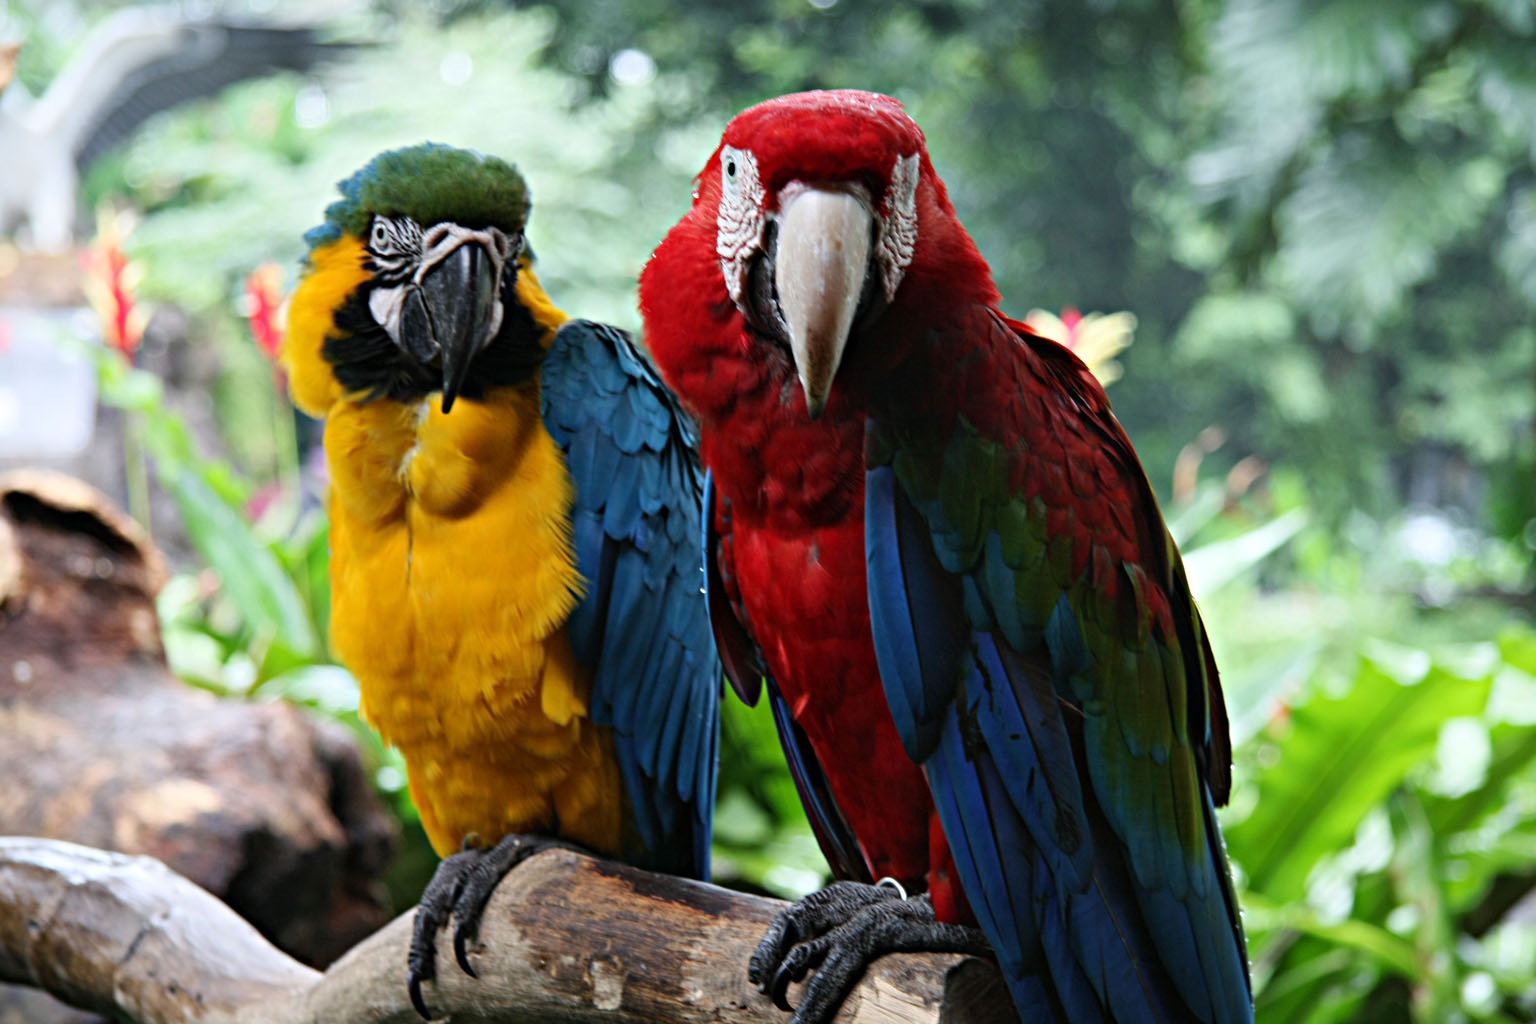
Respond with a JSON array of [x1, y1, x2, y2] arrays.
[[0, 469, 397, 982], [0, 837, 1009, 1024]]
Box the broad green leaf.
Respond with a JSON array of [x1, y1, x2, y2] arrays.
[[1184, 508, 1308, 597], [1166, 482, 1227, 546], [1425, 723, 1536, 837], [1227, 656, 1492, 902], [712, 828, 827, 901], [1242, 891, 1418, 975], [712, 789, 773, 846], [1443, 815, 1536, 917], [1254, 946, 1375, 1024], [1387, 792, 1459, 1021], [158, 464, 317, 657], [260, 664, 361, 715], [161, 627, 230, 690], [1500, 629, 1536, 676], [98, 363, 164, 411]]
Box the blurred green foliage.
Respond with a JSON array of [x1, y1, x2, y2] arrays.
[[1227, 634, 1536, 1023], [13, 0, 1536, 1019]]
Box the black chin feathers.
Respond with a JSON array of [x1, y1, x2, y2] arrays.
[[324, 270, 547, 405], [742, 222, 788, 347]]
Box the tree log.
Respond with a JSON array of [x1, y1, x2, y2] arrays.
[[0, 469, 397, 971], [0, 837, 1011, 1024], [0, 469, 400, 1022]]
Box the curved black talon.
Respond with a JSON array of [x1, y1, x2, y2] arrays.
[[408, 973, 432, 1021], [749, 914, 799, 988], [750, 882, 993, 1024], [750, 880, 896, 993], [406, 833, 590, 1019], [771, 956, 806, 1011], [407, 839, 481, 1019], [454, 924, 479, 978]]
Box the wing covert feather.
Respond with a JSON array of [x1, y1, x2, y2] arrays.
[[542, 319, 719, 877]]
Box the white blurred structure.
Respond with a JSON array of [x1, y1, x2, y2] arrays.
[[0, 7, 349, 250], [0, 308, 96, 459]]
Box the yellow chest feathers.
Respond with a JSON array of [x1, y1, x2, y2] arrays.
[[323, 386, 588, 747]]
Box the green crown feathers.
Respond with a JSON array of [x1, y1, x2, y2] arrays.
[[304, 143, 530, 252]]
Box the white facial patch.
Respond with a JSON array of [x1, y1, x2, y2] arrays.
[[874, 153, 919, 302], [715, 148, 920, 314], [369, 283, 408, 346], [716, 145, 767, 305]]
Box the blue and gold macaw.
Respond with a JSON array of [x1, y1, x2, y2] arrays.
[[283, 143, 718, 1014]]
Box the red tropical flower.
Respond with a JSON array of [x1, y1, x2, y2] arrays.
[[81, 208, 148, 361], [245, 262, 287, 363]]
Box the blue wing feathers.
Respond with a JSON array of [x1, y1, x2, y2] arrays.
[[675, 650, 706, 803], [930, 708, 1034, 972], [649, 636, 690, 772], [602, 452, 643, 536], [865, 464, 967, 763], [864, 466, 932, 758], [864, 426, 1251, 1023], [542, 319, 718, 879], [1044, 596, 1093, 682], [564, 507, 612, 671], [971, 636, 1092, 889]]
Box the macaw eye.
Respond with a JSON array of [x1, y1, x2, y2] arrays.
[[721, 145, 752, 194], [370, 220, 391, 250], [715, 145, 765, 307]]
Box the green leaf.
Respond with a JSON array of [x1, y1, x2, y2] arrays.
[[1227, 656, 1492, 902], [1387, 791, 1460, 1020], [158, 464, 318, 657], [1254, 946, 1376, 1024], [1425, 723, 1536, 836], [1442, 813, 1536, 917], [1276, 140, 1506, 341], [260, 664, 361, 716], [1175, 290, 1299, 360], [161, 626, 232, 690], [1183, 508, 1308, 597], [98, 363, 164, 411], [1499, 628, 1536, 676], [712, 789, 773, 846], [1243, 891, 1418, 975], [1166, 482, 1227, 546]]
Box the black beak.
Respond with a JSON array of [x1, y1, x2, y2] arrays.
[[401, 242, 499, 413]]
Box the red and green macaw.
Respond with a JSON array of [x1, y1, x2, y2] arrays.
[[641, 91, 1252, 1024]]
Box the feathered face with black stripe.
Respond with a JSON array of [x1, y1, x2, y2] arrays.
[[306, 143, 546, 411]]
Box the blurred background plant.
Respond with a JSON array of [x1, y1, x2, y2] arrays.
[[2, 0, 1532, 1019]]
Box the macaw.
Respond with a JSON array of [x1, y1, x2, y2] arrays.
[[283, 143, 718, 1015], [640, 91, 1251, 1024]]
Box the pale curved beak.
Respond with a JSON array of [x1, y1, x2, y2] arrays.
[[774, 187, 872, 419]]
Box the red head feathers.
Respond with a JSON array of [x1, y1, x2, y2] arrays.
[[642, 89, 996, 424]]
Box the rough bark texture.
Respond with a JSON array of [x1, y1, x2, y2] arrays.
[[0, 471, 398, 1019], [0, 837, 1012, 1024]]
